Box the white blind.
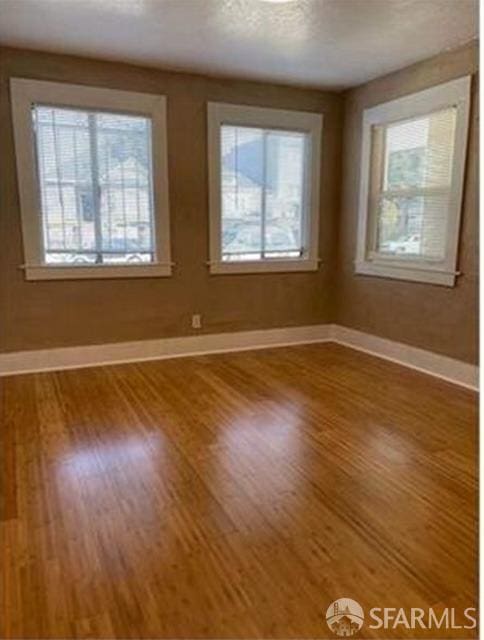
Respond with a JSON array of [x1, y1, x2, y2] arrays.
[[220, 124, 307, 261], [32, 105, 155, 265], [371, 107, 457, 260]]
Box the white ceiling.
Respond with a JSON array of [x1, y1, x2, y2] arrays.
[[0, 0, 478, 89]]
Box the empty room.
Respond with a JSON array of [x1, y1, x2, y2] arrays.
[[0, 0, 479, 638]]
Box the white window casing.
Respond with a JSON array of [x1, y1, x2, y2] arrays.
[[207, 102, 323, 274], [355, 76, 471, 287], [10, 78, 172, 280]]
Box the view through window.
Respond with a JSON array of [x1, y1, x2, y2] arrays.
[[372, 107, 457, 261], [220, 124, 307, 261], [33, 105, 155, 265]]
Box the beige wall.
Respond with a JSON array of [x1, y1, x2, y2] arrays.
[[335, 41, 479, 364], [0, 43, 479, 363], [0, 47, 343, 352]]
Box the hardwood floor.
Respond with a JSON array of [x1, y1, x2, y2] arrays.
[[0, 343, 477, 639]]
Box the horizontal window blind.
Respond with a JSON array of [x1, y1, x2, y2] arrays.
[[220, 124, 307, 262], [33, 105, 155, 265], [370, 107, 457, 261]]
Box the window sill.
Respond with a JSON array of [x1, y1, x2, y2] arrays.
[[209, 258, 319, 275], [354, 260, 457, 287], [23, 263, 172, 281]]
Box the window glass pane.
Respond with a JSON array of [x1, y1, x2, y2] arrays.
[[384, 119, 427, 190], [221, 126, 263, 260], [265, 131, 305, 256], [372, 107, 456, 261], [96, 113, 154, 260], [34, 107, 94, 260], [33, 105, 155, 265], [377, 193, 449, 260], [220, 124, 306, 261], [383, 108, 456, 190]]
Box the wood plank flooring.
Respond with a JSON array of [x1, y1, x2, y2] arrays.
[[0, 343, 478, 638]]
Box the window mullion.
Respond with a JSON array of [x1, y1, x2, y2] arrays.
[[87, 113, 103, 264]]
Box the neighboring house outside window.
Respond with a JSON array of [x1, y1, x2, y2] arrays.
[[10, 79, 171, 280], [76, 186, 95, 223], [355, 76, 471, 286], [207, 103, 323, 274]]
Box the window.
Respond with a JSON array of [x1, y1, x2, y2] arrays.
[[355, 76, 471, 286], [11, 79, 171, 279], [207, 103, 322, 273]]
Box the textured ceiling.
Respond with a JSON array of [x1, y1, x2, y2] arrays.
[[0, 0, 478, 89]]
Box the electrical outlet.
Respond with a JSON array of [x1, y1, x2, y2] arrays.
[[191, 314, 202, 329]]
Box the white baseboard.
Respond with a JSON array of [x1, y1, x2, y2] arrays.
[[0, 323, 478, 391], [330, 324, 478, 391], [0, 324, 331, 377]]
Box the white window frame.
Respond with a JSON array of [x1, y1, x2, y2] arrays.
[[355, 76, 471, 287], [207, 102, 322, 274], [10, 78, 172, 280]]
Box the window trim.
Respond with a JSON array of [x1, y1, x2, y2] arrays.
[[355, 76, 471, 287], [207, 102, 323, 275], [10, 78, 172, 280]]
